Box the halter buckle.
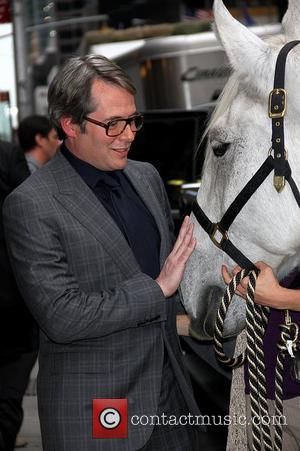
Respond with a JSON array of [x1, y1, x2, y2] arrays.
[[268, 148, 288, 192], [268, 88, 286, 118], [210, 224, 228, 249]]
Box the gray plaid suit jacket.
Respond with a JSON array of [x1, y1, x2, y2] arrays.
[[3, 150, 200, 450]]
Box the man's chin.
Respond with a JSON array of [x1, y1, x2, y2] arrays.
[[114, 156, 128, 170], [119, 159, 128, 169]]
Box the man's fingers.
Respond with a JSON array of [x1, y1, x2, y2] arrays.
[[180, 224, 196, 257], [180, 236, 197, 261], [173, 220, 194, 257], [172, 216, 190, 253], [155, 217, 196, 297]]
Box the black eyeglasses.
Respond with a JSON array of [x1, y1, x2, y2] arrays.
[[83, 114, 144, 137]]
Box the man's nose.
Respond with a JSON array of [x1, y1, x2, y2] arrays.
[[120, 123, 135, 140]]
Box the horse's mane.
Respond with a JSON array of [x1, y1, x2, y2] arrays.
[[197, 74, 239, 158], [203, 74, 239, 140]]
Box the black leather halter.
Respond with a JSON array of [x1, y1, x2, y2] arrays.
[[192, 40, 300, 271]]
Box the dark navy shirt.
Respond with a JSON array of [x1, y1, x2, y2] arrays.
[[61, 144, 161, 279]]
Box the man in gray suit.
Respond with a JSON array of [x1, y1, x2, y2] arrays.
[[3, 55, 201, 450]]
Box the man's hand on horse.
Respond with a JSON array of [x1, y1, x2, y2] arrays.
[[156, 216, 196, 298], [222, 261, 285, 309]]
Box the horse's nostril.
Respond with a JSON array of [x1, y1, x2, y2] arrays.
[[212, 143, 230, 157]]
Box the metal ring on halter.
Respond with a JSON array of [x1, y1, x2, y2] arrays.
[[268, 147, 288, 159], [209, 223, 229, 249]]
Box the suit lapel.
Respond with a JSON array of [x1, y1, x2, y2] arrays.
[[50, 152, 140, 278]]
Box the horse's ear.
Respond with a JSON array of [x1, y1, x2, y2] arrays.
[[282, 0, 300, 39], [213, 0, 270, 79]]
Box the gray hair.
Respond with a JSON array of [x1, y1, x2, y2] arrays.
[[48, 54, 136, 140]]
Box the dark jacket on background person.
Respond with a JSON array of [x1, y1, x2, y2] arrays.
[[0, 140, 38, 357]]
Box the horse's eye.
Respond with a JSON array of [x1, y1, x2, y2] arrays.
[[212, 142, 230, 157]]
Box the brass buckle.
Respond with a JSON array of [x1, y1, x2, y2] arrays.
[[268, 148, 288, 192], [210, 224, 228, 249], [268, 88, 286, 118]]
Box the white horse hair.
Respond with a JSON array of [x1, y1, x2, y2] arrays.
[[181, 0, 300, 323]]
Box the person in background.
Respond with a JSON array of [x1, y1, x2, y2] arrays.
[[3, 55, 202, 450], [0, 140, 37, 450], [17, 115, 60, 174], [13, 115, 59, 448]]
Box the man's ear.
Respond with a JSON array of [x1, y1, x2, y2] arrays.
[[60, 116, 80, 138], [35, 133, 44, 148]]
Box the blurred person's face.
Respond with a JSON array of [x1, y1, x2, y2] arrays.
[[62, 80, 137, 171], [39, 128, 60, 160]]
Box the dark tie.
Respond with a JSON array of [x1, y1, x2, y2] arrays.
[[94, 172, 161, 279]]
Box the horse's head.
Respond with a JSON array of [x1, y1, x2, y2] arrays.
[[181, 0, 300, 320]]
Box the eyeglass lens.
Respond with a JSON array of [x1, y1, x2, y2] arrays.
[[108, 116, 143, 136]]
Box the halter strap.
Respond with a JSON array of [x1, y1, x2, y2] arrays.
[[270, 40, 300, 189], [219, 155, 274, 232]]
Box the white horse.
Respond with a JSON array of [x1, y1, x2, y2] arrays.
[[181, 0, 300, 336]]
